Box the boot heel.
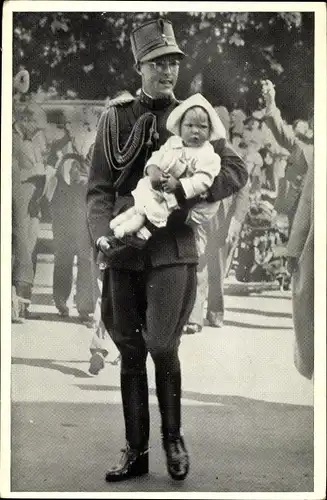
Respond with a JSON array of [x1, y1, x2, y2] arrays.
[[130, 450, 149, 476]]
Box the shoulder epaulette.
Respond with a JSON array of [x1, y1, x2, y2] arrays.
[[105, 92, 135, 108]]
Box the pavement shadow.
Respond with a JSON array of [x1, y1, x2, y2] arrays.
[[220, 320, 292, 330], [75, 384, 312, 410], [225, 308, 292, 319], [25, 313, 89, 326], [11, 357, 92, 378], [255, 293, 292, 300]]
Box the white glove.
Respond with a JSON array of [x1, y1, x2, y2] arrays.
[[97, 236, 111, 252]]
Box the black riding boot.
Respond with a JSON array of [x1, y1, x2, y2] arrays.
[[105, 373, 150, 482], [155, 369, 190, 481]]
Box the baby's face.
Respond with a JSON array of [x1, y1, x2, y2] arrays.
[[180, 107, 210, 147]]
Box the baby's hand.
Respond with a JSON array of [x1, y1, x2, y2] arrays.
[[162, 174, 180, 193], [171, 158, 188, 178]]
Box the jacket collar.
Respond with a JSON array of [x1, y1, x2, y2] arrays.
[[139, 89, 176, 111]]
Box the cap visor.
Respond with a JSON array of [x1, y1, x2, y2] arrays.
[[140, 46, 185, 63]]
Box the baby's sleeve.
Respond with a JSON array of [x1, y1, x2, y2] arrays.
[[179, 149, 221, 199], [144, 137, 176, 175], [144, 147, 165, 175]]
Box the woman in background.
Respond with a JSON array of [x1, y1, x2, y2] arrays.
[[262, 79, 314, 380]]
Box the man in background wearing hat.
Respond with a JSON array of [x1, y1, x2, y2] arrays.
[[44, 109, 96, 324], [87, 18, 248, 483], [12, 101, 47, 321]]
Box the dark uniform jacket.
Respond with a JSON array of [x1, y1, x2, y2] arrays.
[[87, 91, 248, 271]]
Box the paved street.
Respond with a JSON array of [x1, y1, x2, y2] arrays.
[[9, 254, 314, 493]]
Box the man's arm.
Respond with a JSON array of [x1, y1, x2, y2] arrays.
[[86, 111, 115, 246], [287, 161, 313, 259], [173, 139, 247, 205], [179, 153, 221, 199], [206, 138, 248, 202], [261, 79, 297, 153], [264, 107, 297, 154], [233, 178, 250, 223]]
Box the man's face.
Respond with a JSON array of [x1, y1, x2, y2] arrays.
[[294, 120, 309, 137], [246, 118, 259, 131], [139, 55, 180, 97], [44, 123, 58, 144], [264, 152, 273, 165]]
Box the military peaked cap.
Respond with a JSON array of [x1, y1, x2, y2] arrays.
[[130, 18, 185, 63]]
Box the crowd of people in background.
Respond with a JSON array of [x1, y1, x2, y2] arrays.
[[12, 87, 99, 325], [11, 70, 314, 379]]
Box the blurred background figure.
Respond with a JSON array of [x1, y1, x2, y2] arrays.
[[12, 68, 30, 323], [258, 146, 279, 208], [242, 138, 264, 188], [205, 180, 250, 328], [215, 106, 230, 139], [262, 79, 314, 379], [12, 93, 47, 322], [292, 119, 309, 140], [88, 270, 120, 375], [229, 108, 247, 141], [43, 109, 97, 325]]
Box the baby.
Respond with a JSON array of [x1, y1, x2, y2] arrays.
[[109, 93, 226, 254]]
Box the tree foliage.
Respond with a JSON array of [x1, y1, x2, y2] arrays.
[[13, 11, 314, 121]]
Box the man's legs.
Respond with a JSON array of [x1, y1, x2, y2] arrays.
[[101, 264, 196, 481], [12, 213, 34, 302], [27, 215, 40, 260], [12, 181, 38, 319], [31, 245, 38, 281], [184, 224, 208, 333], [75, 213, 98, 321], [145, 264, 197, 480], [51, 204, 75, 316], [184, 260, 208, 333], [23, 214, 41, 318], [101, 268, 150, 481], [207, 243, 227, 327]]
